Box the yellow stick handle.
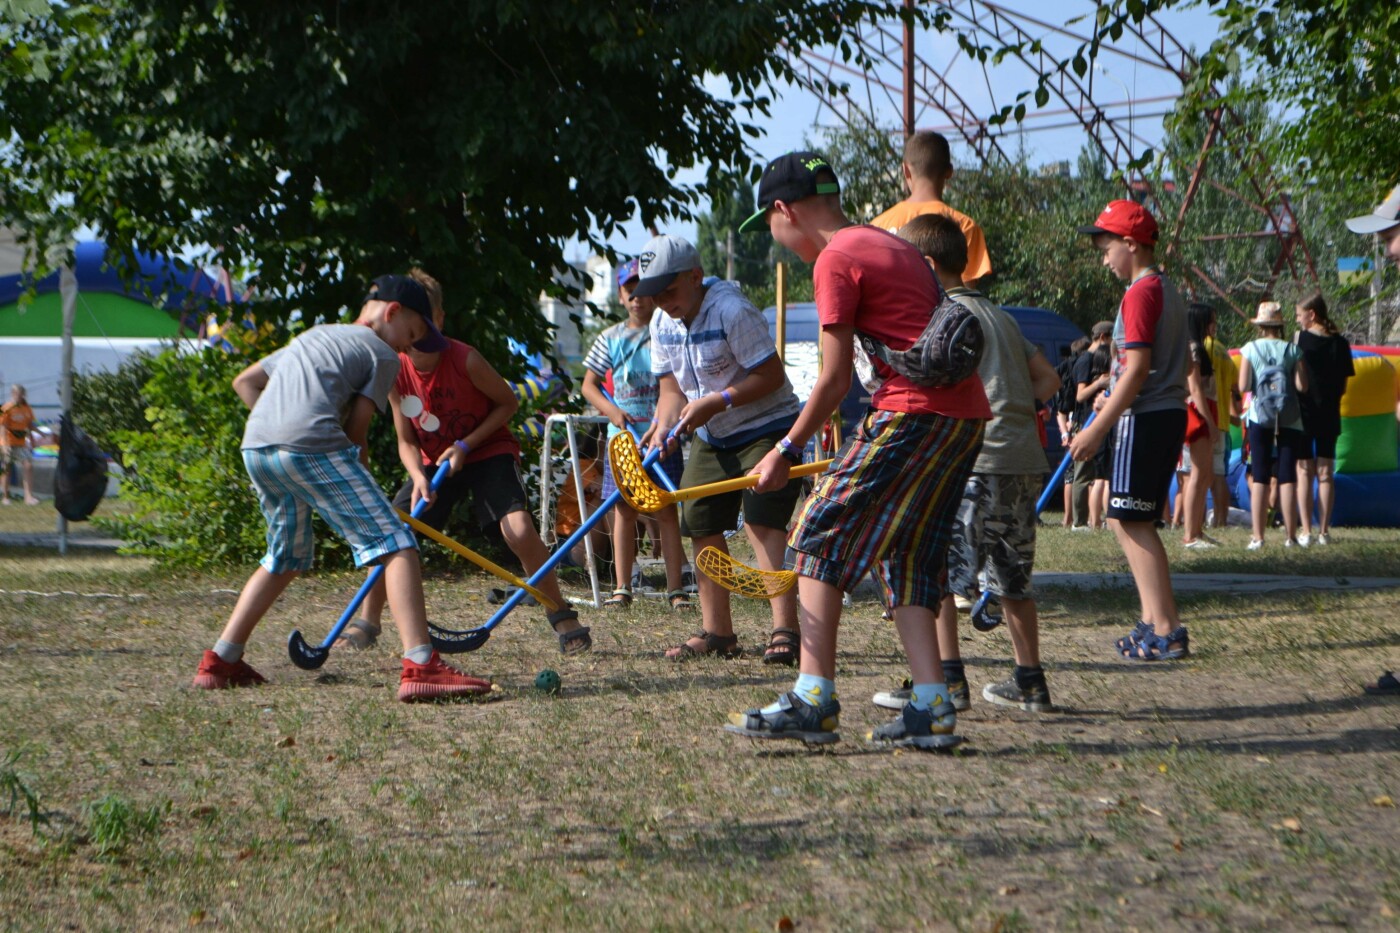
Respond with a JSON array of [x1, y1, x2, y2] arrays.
[[667, 459, 833, 504], [394, 509, 559, 611]]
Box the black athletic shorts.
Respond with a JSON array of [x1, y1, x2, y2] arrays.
[[1106, 408, 1187, 523], [391, 453, 529, 531]]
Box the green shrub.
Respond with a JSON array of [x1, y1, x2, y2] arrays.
[[83, 794, 165, 857], [0, 747, 46, 836], [70, 349, 158, 470]]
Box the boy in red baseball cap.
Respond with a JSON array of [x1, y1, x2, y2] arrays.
[[1071, 200, 1192, 661]]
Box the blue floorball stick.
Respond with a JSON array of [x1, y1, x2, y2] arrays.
[[287, 460, 453, 670], [428, 427, 682, 653], [602, 388, 680, 494], [970, 412, 1096, 632]]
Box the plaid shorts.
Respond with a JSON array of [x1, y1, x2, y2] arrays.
[[601, 444, 684, 504], [243, 446, 416, 573], [1, 444, 32, 466], [946, 473, 1041, 602], [789, 409, 983, 610]]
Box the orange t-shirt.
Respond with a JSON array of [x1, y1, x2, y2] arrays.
[[1, 402, 35, 447], [868, 199, 993, 282]]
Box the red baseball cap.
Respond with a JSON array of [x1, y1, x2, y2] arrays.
[[1078, 199, 1159, 244]]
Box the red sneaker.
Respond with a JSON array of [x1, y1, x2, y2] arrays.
[[192, 650, 267, 689], [398, 651, 494, 702]]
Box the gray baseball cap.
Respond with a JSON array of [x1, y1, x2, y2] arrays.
[[1345, 184, 1400, 235], [632, 234, 701, 297]]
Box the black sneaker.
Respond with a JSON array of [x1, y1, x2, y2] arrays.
[[725, 691, 840, 745], [867, 699, 961, 750], [873, 678, 969, 712], [982, 676, 1054, 712]]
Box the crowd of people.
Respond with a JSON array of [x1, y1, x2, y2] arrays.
[[185, 133, 1400, 728]]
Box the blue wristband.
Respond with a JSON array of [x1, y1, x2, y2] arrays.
[[720, 389, 734, 409], [453, 440, 471, 455]]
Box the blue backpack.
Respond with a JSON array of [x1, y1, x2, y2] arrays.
[[1250, 344, 1298, 431]]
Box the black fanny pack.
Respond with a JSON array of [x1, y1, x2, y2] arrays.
[[856, 295, 984, 388]]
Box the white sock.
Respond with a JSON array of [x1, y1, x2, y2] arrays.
[[405, 644, 434, 665], [213, 639, 243, 663]]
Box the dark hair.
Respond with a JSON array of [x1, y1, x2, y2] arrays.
[[1297, 291, 1338, 336], [1090, 346, 1111, 378], [1187, 302, 1216, 378], [903, 131, 953, 180], [895, 213, 968, 276], [1070, 336, 1090, 355]]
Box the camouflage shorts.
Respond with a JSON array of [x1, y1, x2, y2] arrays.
[[945, 473, 1041, 601]]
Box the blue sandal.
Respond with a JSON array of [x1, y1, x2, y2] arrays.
[[1114, 621, 1152, 654], [1120, 626, 1189, 661]]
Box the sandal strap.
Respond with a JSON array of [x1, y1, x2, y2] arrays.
[[767, 627, 800, 646]]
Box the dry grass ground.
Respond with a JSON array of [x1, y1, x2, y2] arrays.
[[1, 505, 1398, 930]]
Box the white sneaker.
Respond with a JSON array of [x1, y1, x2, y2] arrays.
[[953, 593, 976, 612], [1069, 525, 1093, 533], [1318, 532, 1331, 546], [1284, 538, 1298, 549], [1184, 538, 1218, 550], [1247, 538, 1264, 551], [1297, 534, 1311, 548]]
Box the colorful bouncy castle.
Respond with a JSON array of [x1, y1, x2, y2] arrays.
[[1231, 346, 1400, 527]]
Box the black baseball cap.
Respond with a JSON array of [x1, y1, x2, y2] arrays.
[[737, 152, 841, 233], [366, 274, 447, 352]]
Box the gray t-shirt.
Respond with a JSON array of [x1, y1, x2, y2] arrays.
[[1109, 271, 1188, 415], [650, 279, 800, 447], [242, 324, 401, 452], [947, 287, 1048, 475]]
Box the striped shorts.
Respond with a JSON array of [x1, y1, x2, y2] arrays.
[[789, 409, 984, 610], [242, 446, 416, 573]]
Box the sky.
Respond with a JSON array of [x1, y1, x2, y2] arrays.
[[575, 0, 1222, 263]]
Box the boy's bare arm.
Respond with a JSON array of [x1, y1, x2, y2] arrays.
[[582, 369, 628, 431], [645, 374, 687, 449], [1027, 351, 1061, 404], [1069, 347, 1150, 462], [460, 348, 520, 447], [673, 352, 791, 435], [344, 394, 378, 468], [232, 362, 269, 410]]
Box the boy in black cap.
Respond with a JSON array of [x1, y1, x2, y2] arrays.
[[725, 152, 991, 748], [190, 274, 495, 701]]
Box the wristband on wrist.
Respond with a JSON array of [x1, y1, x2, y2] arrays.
[[775, 437, 803, 464], [720, 389, 734, 409], [453, 439, 471, 455]]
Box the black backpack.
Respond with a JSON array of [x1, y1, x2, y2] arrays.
[[856, 295, 985, 388]]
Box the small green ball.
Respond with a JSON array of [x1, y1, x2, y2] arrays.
[[534, 669, 561, 693]]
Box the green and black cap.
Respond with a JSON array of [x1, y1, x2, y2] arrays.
[[737, 152, 841, 233]]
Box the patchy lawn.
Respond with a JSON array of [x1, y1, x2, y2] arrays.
[[1, 509, 1398, 929]]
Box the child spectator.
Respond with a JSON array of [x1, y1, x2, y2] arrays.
[[1050, 338, 1088, 526], [869, 131, 993, 285], [636, 235, 804, 663], [1238, 301, 1309, 550], [726, 151, 990, 747], [1180, 301, 1221, 548], [1292, 292, 1352, 545], [581, 259, 690, 610], [1, 384, 39, 505], [1201, 306, 1240, 529], [888, 213, 1061, 712], [1070, 323, 1114, 529], [349, 269, 590, 655], [1070, 201, 1191, 662], [191, 274, 493, 700]]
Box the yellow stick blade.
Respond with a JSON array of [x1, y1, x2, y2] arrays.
[[695, 546, 796, 599]]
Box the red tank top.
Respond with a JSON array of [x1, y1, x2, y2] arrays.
[[395, 339, 520, 466]]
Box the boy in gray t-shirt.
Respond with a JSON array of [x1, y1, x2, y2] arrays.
[[191, 274, 493, 702], [881, 214, 1063, 713]]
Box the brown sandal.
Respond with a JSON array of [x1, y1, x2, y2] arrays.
[[666, 630, 741, 662], [762, 627, 801, 666]]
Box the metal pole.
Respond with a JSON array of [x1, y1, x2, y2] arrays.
[[725, 228, 734, 281], [57, 264, 78, 555], [1371, 235, 1384, 345], [902, 0, 915, 140]]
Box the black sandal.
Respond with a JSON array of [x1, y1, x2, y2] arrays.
[[667, 630, 741, 662], [603, 588, 633, 610], [762, 627, 801, 666], [667, 589, 693, 612], [547, 607, 592, 655]]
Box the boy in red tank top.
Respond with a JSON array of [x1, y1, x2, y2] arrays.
[[345, 269, 590, 655]]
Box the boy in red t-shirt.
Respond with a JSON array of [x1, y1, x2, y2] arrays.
[[1070, 201, 1190, 661], [723, 152, 991, 748], [347, 269, 590, 655]]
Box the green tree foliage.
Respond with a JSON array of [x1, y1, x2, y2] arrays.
[[0, 0, 930, 373], [696, 173, 770, 288]]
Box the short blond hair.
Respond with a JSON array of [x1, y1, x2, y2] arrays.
[[407, 267, 444, 315]]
